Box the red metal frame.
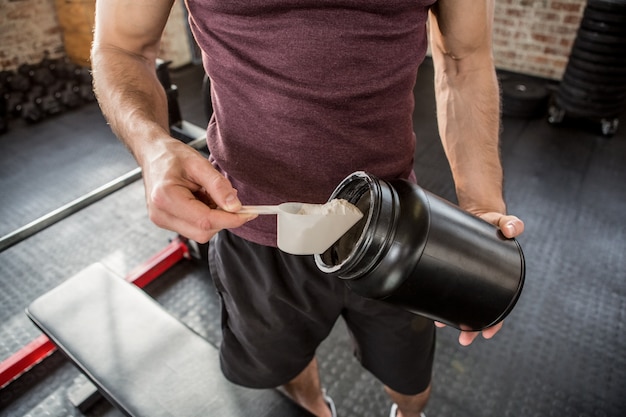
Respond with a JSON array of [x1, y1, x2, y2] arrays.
[[0, 237, 191, 389], [125, 237, 191, 287]]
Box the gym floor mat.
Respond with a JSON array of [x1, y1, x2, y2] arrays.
[[1, 61, 624, 417]]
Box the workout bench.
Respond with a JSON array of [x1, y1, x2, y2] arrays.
[[26, 263, 313, 417]]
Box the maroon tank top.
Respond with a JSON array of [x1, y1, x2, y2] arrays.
[[185, 0, 436, 246]]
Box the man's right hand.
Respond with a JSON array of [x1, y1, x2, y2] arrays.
[[140, 137, 256, 243], [91, 0, 255, 242]]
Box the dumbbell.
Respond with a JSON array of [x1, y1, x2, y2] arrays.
[[39, 92, 64, 116], [7, 72, 31, 93], [0, 94, 8, 134], [0, 70, 13, 89], [4, 91, 25, 118], [20, 99, 44, 124], [59, 82, 82, 109], [78, 84, 96, 102], [54, 57, 81, 82], [75, 67, 93, 86]]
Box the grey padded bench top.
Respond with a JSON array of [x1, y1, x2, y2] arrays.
[[26, 263, 312, 417]]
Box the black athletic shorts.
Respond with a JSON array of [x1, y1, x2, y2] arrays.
[[208, 230, 435, 395]]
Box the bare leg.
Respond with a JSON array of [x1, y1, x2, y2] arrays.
[[385, 383, 431, 417], [281, 357, 331, 417]]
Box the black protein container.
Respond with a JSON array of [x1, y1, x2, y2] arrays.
[[315, 171, 525, 331]]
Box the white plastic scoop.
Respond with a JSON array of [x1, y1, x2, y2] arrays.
[[239, 199, 363, 255]]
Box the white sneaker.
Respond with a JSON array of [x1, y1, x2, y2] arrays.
[[323, 389, 337, 417], [389, 403, 426, 417]]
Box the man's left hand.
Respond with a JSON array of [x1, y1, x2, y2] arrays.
[[437, 211, 525, 346]]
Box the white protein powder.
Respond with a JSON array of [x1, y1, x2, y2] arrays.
[[297, 199, 361, 216]]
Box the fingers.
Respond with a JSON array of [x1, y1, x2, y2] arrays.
[[497, 214, 525, 239], [189, 158, 242, 212], [459, 322, 503, 346], [434, 321, 481, 346], [458, 331, 480, 346], [438, 212, 517, 346], [149, 183, 255, 243], [143, 140, 256, 242], [478, 212, 525, 239], [480, 321, 503, 339], [435, 321, 504, 346]]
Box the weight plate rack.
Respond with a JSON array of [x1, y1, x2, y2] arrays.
[[549, 0, 626, 137]]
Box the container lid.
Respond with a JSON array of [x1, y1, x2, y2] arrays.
[[315, 172, 398, 277]]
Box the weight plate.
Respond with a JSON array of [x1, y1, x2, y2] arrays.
[[572, 37, 626, 56], [578, 28, 625, 46], [557, 89, 625, 114], [568, 56, 626, 76], [561, 73, 625, 94], [583, 7, 626, 23], [501, 79, 549, 118], [564, 64, 626, 84], [581, 18, 626, 36], [553, 96, 593, 118], [570, 47, 626, 66], [559, 81, 626, 104], [557, 83, 626, 106], [587, 0, 626, 13], [501, 79, 549, 100], [555, 94, 623, 119], [562, 72, 626, 95]]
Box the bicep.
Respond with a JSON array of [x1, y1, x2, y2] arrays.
[[93, 0, 175, 62]]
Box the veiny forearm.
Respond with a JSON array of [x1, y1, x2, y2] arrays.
[[428, 0, 505, 214], [91, 45, 171, 166], [432, 54, 505, 214]]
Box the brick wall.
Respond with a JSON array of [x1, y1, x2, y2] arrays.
[[493, 0, 585, 79], [0, 0, 190, 70], [0, 0, 65, 69], [1, 0, 586, 79]]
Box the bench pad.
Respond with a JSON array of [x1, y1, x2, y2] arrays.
[[26, 263, 312, 417]]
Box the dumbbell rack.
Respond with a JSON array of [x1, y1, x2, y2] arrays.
[[0, 54, 96, 134], [548, 0, 626, 137]]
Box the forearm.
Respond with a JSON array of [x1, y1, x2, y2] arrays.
[[432, 52, 505, 214], [91, 46, 171, 167], [428, 0, 505, 214], [91, 0, 175, 167]]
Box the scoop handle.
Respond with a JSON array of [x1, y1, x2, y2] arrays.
[[238, 205, 282, 215]]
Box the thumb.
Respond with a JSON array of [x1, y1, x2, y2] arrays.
[[191, 160, 242, 212], [479, 212, 525, 239]]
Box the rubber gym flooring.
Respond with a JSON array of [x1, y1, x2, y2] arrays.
[[1, 59, 625, 417]]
